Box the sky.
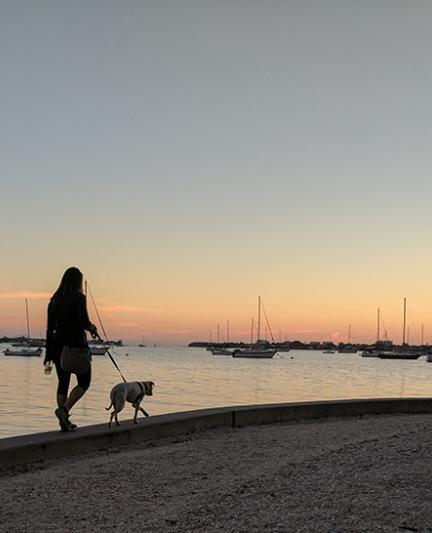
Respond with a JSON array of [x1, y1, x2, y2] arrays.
[[2, 1, 432, 345]]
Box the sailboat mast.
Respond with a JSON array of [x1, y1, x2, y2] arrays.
[[402, 298, 407, 345], [227, 320, 230, 344], [25, 298, 30, 341], [250, 318, 254, 344], [257, 296, 261, 342], [422, 323, 424, 346], [348, 324, 351, 344], [377, 308, 380, 342]]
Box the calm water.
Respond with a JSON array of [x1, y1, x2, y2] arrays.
[[1, 343, 432, 439]]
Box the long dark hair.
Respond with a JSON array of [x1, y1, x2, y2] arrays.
[[52, 267, 83, 305]]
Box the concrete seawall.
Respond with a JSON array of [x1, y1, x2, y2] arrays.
[[1, 397, 432, 470]]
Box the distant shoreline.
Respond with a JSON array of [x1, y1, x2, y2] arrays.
[[189, 340, 429, 351]]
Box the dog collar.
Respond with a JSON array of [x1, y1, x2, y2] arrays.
[[135, 382, 145, 403]]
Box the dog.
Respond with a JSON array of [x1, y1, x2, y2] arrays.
[[106, 381, 154, 428]]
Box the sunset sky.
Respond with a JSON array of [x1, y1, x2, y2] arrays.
[[2, 1, 432, 344]]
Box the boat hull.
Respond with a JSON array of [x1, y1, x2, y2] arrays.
[[211, 349, 232, 355], [4, 348, 42, 357], [90, 348, 107, 355], [377, 352, 421, 360], [232, 350, 277, 359]]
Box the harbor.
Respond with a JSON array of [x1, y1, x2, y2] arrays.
[[2, 344, 432, 439]]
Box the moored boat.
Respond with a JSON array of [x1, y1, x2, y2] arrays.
[[4, 300, 43, 356], [28, 339, 46, 347], [377, 299, 424, 360], [89, 346, 107, 355], [232, 297, 277, 359], [377, 351, 421, 360], [4, 347, 42, 357], [232, 346, 277, 358], [210, 347, 233, 355], [338, 325, 357, 353], [360, 349, 379, 357], [338, 346, 357, 354]]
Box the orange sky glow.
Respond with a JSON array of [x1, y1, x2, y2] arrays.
[[3, 3, 432, 346]]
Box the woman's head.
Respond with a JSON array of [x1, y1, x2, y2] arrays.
[[52, 267, 83, 302]]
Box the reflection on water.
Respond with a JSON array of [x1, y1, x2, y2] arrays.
[[1, 344, 432, 438]]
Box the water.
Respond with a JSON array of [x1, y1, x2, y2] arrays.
[[1, 343, 432, 439]]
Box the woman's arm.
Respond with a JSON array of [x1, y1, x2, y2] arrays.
[[78, 294, 98, 338], [44, 301, 55, 364]]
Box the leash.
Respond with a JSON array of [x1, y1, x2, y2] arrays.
[[97, 335, 127, 383], [87, 283, 127, 383]]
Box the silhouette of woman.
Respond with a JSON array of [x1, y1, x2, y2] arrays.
[[44, 267, 98, 431]]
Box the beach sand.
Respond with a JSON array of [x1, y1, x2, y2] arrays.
[[1, 413, 432, 532]]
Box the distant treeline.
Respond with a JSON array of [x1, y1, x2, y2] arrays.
[[189, 340, 343, 350], [0, 336, 29, 343], [189, 340, 429, 350]]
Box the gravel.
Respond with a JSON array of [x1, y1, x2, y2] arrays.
[[1, 414, 432, 532]]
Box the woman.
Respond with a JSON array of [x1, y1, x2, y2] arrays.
[[44, 267, 98, 431]]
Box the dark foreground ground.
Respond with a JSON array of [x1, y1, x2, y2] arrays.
[[1, 413, 432, 532]]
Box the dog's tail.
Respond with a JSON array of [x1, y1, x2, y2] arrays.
[[105, 401, 113, 411]]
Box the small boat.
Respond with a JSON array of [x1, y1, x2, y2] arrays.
[[232, 297, 277, 359], [4, 300, 43, 356], [360, 349, 379, 357], [138, 335, 146, 347], [210, 348, 233, 355], [338, 324, 357, 353], [4, 347, 42, 357], [89, 346, 107, 355], [28, 338, 46, 347], [323, 350, 336, 354], [338, 346, 357, 353], [377, 351, 421, 360], [9, 298, 45, 357], [378, 299, 424, 360], [232, 346, 277, 358]]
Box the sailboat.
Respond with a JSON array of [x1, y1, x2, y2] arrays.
[[377, 298, 421, 360], [338, 324, 357, 353], [361, 308, 394, 357], [232, 297, 277, 359], [210, 321, 233, 355], [4, 299, 43, 357], [89, 345, 107, 355], [138, 334, 146, 348]]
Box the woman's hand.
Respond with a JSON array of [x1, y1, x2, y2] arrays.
[[89, 324, 99, 339]]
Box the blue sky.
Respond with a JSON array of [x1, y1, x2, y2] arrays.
[[2, 1, 432, 342]]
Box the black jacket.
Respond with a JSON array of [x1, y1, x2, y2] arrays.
[[45, 292, 94, 363]]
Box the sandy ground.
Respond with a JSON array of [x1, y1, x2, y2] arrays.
[[1, 414, 432, 532]]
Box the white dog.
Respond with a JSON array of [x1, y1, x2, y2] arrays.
[[106, 381, 154, 428]]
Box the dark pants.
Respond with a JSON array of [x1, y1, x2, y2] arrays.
[[54, 360, 91, 396]]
